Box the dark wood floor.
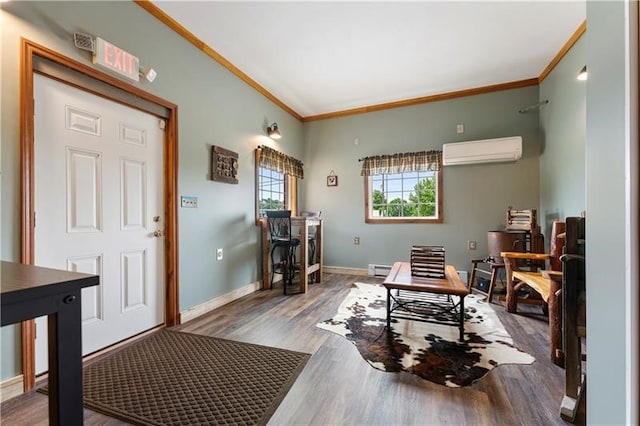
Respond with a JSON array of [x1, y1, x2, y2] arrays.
[[1, 272, 585, 425]]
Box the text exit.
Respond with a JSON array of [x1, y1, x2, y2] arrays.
[[93, 37, 140, 82]]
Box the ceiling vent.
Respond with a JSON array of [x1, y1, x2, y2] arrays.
[[442, 136, 522, 166]]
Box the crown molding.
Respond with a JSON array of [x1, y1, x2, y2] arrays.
[[538, 21, 587, 83], [137, 1, 585, 123], [301, 79, 539, 122], [134, 0, 302, 121]]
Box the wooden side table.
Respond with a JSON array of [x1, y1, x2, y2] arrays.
[[1, 261, 99, 426], [468, 259, 505, 303]]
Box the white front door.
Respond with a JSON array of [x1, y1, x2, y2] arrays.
[[33, 74, 165, 374]]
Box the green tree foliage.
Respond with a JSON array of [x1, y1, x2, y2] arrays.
[[371, 175, 436, 217], [387, 197, 416, 217], [372, 190, 387, 216], [260, 198, 284, 211], [408, 177, 436, 216]]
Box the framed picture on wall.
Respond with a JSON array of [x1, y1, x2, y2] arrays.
[[327, 174, 338, 187], [211, 145, 239, 184]]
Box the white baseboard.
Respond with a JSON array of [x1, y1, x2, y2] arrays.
[[180, 268, 371, 324], [1, 375, 23, 402], [180, 281, 261, 323], [323, 266, 369, 276]]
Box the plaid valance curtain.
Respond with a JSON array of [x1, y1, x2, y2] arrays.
[[257, 146, 304, 179], [360, 150, 442, 176]]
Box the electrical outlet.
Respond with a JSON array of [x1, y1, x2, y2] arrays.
[[468, 240, 477, 250], [354, 237, 360, 245], [456, 124, 464, 134], [216, 248, 223, 260], [180, 196, 198, 208]]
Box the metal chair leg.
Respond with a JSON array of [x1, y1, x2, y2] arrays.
[[269, 245, 278, 289], [283, 245, 300, 295]]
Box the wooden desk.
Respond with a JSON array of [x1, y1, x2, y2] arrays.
[[260, 216, 323, 293], [383, 262, 469, 341], [1, 261, 99, 426]]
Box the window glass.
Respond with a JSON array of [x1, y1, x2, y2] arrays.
[[366, 170, 442, 223], [258, 166, 285, 216]]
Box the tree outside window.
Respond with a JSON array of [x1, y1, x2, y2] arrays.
[[258, 167, 285, 217], [366, 170, 442, 223]]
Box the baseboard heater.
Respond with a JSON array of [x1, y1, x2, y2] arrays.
[[368, 264, 392, 277]]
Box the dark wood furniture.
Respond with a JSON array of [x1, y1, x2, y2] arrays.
[[560, 217, 586, 422], [468, 259, 505, 303], [504, 207, 544, 254], [1, 261, 99, 426], [265, 210, 302, 294], [469, 209, 543, 304], [383, 262, 469, 341], [260, 215, 323, 293]]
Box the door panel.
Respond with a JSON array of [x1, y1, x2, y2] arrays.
[[66, 148, 102, 232], [121, 249, 148, 311], [121, 158, 146, 230], [68, 255, 104, 323], [34, 74, 165, 374]]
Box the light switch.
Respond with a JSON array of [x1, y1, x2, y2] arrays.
[[181, 196, 198, 208]]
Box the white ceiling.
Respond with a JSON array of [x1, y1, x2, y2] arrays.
[[154, 1, 586, 118]]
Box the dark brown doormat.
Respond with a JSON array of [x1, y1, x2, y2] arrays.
[[42, 329, 310, 425]]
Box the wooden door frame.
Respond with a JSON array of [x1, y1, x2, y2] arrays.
[[19, 39, 180, 391]]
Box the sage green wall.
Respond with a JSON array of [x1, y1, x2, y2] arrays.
[[0, 1, 303, 379], [2, 5, 636, 422], [302, 87, 541, 273], [539, 37, 586, 240], [586, 1, 636, 423]]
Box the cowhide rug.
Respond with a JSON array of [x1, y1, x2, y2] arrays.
[[317, 282, 534, 387]]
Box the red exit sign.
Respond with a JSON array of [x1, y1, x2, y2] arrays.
[[93, 37, 139, 82]]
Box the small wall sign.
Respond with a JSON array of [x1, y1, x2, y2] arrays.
[[211, 145, 239, 184], [327, 170, 338, 187]]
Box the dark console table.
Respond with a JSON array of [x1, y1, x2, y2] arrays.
[[1, 261, 99, 426]]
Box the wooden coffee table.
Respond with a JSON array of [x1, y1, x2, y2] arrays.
[[383, 262, 469, 341]]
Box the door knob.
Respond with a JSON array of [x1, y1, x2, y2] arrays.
[[153, 230, 165, 238]]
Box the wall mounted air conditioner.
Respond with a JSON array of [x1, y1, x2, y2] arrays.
[[442, 136, 522, 166]]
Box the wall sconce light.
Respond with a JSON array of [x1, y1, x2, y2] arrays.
[[577, 65, 587, 81], [267, 123, 281, 140], [140, 66, 157, 83]]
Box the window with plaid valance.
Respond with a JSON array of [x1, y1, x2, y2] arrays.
[[361, 149, 443, 223], [360, 150, 442, 176], [257, 145, 304, 179]]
